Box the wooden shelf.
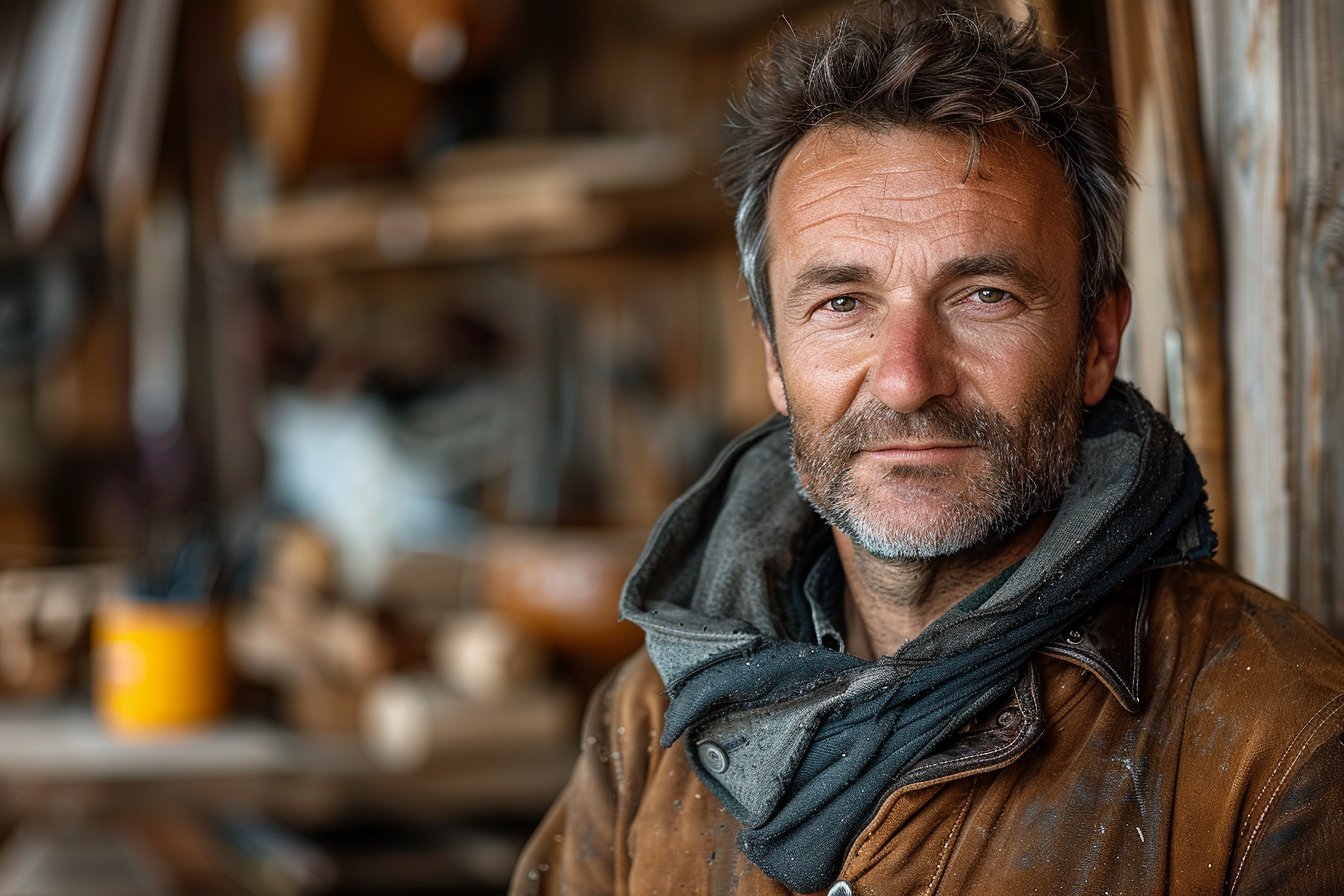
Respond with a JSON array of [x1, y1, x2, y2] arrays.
[[225, 136, 719, 269], [0, 702, 575, 824]]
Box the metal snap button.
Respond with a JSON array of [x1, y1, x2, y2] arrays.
[[827, 882, 854, 896], [698, 741, 729, 774], [997, 709, 1020, 729], [1065, 628, 1085, 645]]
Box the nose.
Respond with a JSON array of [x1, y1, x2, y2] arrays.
[[867, 307, 958, 414]]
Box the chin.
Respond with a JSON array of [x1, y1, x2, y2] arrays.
[[839, 514, 993, 561], [807, 487, 984, 557]]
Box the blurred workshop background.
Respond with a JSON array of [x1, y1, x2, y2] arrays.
[[0, 0, 1338, 894]]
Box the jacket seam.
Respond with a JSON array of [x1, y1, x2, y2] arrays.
[[1236, 689, 1344, 839], [1228, 691, 1344, 893], [844, 771, 983, 891], [839, 726, 1039, 887], [874, 722, 1042, 813], [922, 783, 973, 896]]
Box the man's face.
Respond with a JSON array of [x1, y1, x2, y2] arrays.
[[761, 126, 1119, 560]]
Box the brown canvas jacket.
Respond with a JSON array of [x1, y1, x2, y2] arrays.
[[512, 561, 1344, 895]]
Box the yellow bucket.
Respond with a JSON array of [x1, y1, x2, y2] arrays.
[[94, 598, 230, 735]]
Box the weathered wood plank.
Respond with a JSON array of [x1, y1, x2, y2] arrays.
[[1284, 0, 1344, 635], [1187, 0, 1290, 593]]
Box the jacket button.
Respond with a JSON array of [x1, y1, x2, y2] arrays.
[[1065, 628, 1085, 645], [827, 882, 854, 896], [698, 741, 729, 774], [997, 709, 1020, 729]]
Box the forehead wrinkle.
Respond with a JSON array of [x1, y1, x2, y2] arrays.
[[916, 211, 1063, 244], [767, 126, 1084, 313], [791, 180, 995, 215], [777, 162, 1047, 239], [788, 179, 887, 214], [790, 210, 909, 234], [788, 182, 1039, 226]]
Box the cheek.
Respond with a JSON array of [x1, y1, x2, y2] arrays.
[[953, 332, 1080, 415], [777, 318, 890, 379], [775, 343, 871, 420]]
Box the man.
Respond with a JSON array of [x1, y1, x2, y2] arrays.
[[511, 3, 1344, 894]]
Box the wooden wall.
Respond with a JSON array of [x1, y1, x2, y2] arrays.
[[1110, 0, 1343, 635]]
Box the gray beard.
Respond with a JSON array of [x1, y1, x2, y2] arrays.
[[787, 378, 1084, 561]]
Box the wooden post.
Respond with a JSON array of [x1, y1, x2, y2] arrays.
[[1141, 0, 1233, 557]]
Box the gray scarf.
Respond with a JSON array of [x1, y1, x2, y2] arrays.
[[619, 381, 1216, 892]]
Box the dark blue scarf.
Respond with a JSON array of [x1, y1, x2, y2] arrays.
[[621, 382, 1216, 892]]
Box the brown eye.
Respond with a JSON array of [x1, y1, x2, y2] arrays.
[[826, 296, 858, 313], [972, 288, 1010, 304]]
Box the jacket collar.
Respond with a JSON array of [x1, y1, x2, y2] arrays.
[[1040, 571, 1153, 712], [896, 575, 1154, 792]]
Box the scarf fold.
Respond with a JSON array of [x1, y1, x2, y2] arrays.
[[619, 381, 1215, 893]]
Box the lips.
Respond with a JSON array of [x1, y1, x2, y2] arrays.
[[863, 441, 973, 452], [860, 443, 975, 465]]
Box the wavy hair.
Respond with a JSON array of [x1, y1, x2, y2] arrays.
[[718, 1, 1133, 339]]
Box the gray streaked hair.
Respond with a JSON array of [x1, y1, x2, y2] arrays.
[[718, 1, 1133, 340]]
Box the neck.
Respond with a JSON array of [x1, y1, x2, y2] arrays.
[[835, 514, 1053, 659]]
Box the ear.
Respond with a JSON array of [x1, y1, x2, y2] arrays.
[[1082, 286, 1132, 407], [755, 318, 789, 416]]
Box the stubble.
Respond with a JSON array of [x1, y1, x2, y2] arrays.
[[788, 372, 1085, 561]]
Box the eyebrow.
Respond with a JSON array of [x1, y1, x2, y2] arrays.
[[782, 263, 878, 305], [932, 253, 1054, 298]]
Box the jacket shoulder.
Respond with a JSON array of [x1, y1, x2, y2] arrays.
[[603, 648, 671, 729], [1149, 561, 1344, 893], [564, 646, 670, 816], [1151, 559, 1344, 696], [509, 648, 669, 896]]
